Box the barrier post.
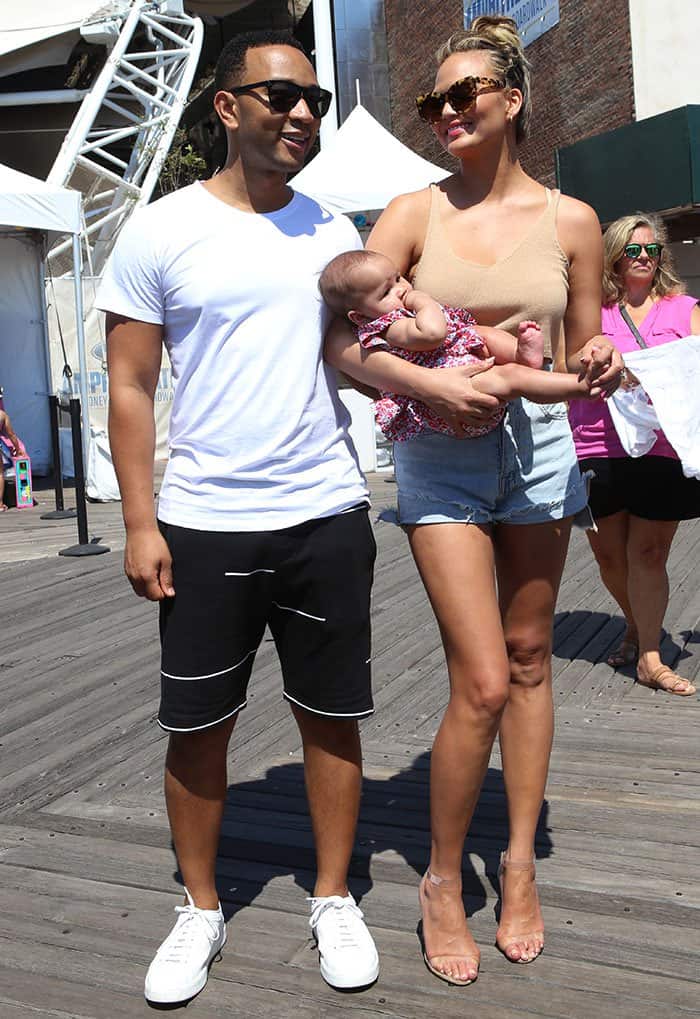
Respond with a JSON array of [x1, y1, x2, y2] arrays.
[[58, 397, 110, 557], [40, 394, 77, 520]]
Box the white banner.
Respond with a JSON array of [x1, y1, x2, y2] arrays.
[[46, 276, 173, 466]]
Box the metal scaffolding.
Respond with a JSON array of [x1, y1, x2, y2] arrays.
[[46, 0, 203, 277]]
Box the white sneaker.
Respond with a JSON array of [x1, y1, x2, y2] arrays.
[[309, 893, 379, 989], [144, 889, 226, 1004]]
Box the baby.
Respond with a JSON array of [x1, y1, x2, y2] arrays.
[[320, 249, 594, 441]]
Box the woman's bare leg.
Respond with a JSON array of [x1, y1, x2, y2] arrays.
[[626, 517, 694, 693], [493, 518, 571, 962], [408, 522, 510, 983], [586, 511, 638, 660]]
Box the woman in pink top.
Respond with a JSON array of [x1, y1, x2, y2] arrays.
[[569, 212, 700, 696]]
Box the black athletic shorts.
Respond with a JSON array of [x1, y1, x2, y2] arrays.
[[579, 456, 700, 522], [157, 506, 376, 732]]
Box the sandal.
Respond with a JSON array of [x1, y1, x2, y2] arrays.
[[607, 637, 638, 668], [418, 871, 480, 986], [636, 665, 696, 697], [496, 853, 544, 964]]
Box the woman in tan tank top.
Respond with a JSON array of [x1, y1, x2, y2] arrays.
[[326, 15, 623, 985]]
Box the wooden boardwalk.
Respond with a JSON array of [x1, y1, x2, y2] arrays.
[[1, 473, 699, 1018]]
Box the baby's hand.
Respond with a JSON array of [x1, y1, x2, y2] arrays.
[[403, 289, 438, 313], [515, 320, 544, 369], [385, 288, 446, 350]]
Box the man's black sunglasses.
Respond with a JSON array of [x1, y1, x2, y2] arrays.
[[229, 79, 333, 119]]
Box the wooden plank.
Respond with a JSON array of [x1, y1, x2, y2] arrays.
[[1, 478, 699, 1017]]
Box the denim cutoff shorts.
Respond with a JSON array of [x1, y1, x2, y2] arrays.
[[393, 397, 587, 526]]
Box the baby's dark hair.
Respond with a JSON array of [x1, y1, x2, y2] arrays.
[[319, 249, 382, 315]]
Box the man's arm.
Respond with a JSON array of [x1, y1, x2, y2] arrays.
[[106, 312, 174, 600]]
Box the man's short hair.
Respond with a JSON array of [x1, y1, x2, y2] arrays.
[[319, 250, 377, 315], [214, 30, 309, 92]]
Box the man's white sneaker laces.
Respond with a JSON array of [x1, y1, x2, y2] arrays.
[[144, 888, 226, 1004], [309, 893, 379, 989]]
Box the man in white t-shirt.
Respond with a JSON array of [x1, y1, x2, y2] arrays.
[[97, 29, 379, 1006]]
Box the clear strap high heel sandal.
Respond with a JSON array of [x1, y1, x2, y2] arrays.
[[496, 852, 544, 964], [417, 870, 480, 986]]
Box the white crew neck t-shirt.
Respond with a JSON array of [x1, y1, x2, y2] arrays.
[[96, 183, 368, 531]]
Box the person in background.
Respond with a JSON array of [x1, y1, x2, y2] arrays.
[[0, 408, 22, 511], [569, 213, 700, 696]]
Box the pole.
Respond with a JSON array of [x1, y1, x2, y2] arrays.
[[58, 398, 109, 557], [72, 232, 91, 467], [40, 395, 77, 520], [71, 398, 89, 546], [313, 0, 339, 147]]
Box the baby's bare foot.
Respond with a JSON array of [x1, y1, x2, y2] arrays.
[[516, 320, 544, 369]]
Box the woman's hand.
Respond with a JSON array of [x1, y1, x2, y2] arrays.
[[416, 358, 503, 431], [577, 337, 624, 398]]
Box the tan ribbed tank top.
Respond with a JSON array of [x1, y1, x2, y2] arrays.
[[413, 185, 569, 361]]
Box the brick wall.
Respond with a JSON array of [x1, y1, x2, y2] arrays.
[[384, 0, 635, 187], [521, 0, 635, 186], [384, 0, 464, 170]]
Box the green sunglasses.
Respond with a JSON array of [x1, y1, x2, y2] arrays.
[[624, 242, 663, 259]]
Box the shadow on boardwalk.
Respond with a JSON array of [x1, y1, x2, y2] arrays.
[[167, 758, 553, 926]]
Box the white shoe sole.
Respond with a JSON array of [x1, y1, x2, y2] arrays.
[[318, 955, 379, 990], [144, 930, 226, 1004]]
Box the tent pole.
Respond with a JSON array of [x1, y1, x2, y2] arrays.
[[71, 232, 90, 466], [38, 242, 77, 519], [313, 0, 338, 145], [38, 248, 54, 416]]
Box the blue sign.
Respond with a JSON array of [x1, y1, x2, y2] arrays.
[[463, 0, 560, 47]]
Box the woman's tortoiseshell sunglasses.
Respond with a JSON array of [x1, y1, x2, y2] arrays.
[[416, 75, 506, 123]]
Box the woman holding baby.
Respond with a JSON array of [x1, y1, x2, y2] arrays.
[[326, 15, 622, 984]]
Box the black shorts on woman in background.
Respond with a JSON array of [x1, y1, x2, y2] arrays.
[[579, 455, 700, 522]]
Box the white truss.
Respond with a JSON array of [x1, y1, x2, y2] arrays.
[[47, 0, 203, 276]]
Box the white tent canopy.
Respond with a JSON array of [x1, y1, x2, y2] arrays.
[[0, 164, 81, 239], [291, 104, 450, 215], [0, 164, 84, 473], [0, 0, 124, 78]]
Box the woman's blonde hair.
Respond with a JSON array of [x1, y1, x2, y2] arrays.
[[435, 16, 531, 143], [602, 212, 685, 306]]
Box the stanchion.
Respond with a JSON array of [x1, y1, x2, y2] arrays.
[[58, 397, 110, 557], [40, 394, 77, 520]]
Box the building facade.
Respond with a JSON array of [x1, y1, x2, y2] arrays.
[[382, 0, 699, 288]]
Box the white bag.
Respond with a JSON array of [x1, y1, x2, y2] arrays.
[[86, 426, 121, 502]]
